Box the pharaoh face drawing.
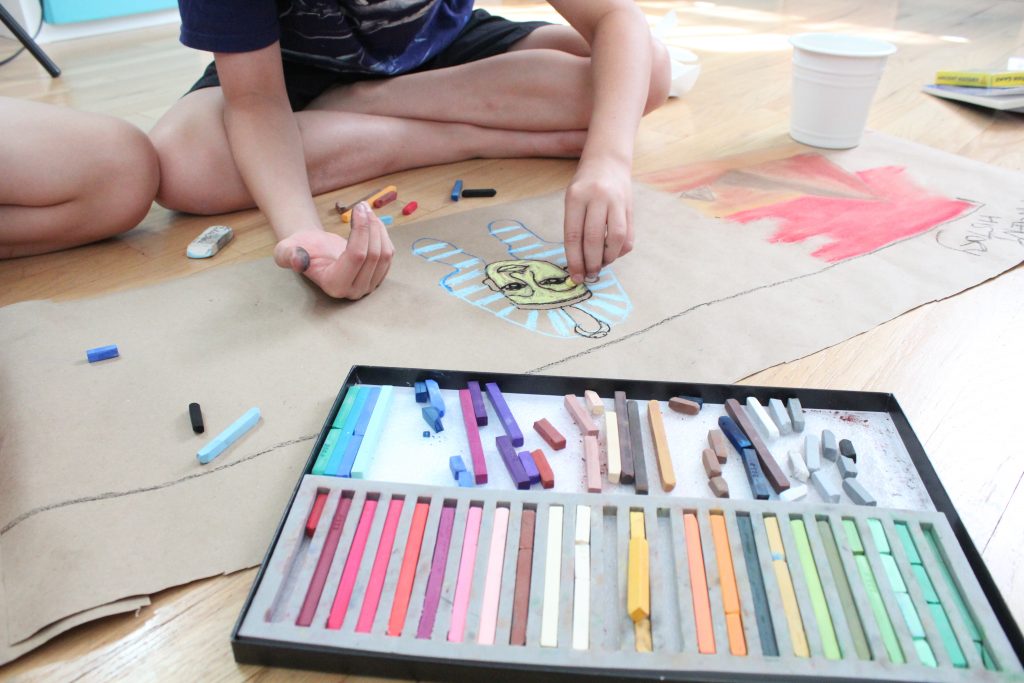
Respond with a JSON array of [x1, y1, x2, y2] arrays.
[[482, 260, 591, 310]]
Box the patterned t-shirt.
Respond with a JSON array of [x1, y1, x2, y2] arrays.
[[179, 0, 475, 76]]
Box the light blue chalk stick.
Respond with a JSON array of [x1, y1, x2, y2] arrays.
[[334, 434, 363, 478], [322, 387, 370, 475], [457, 469, 474, 487], [350, 385, 394, 479], [197, 407, 260, 464], [352, 386, 381, 437], [338, 388, 379, 476], [424, 379, 445, 417], [323, 430, 354, 477]]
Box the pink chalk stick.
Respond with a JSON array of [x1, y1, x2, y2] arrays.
[[448, 506, 483, 642], [326, 498, 378, 629], [416, 504, 456, 639], [477, 506, 510, 645], [296, 494, 352, 627], [355, 498, 404, 633], [459, 389, 488, 484]]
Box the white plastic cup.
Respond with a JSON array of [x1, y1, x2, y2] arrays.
[[789, 33, 897, 149]]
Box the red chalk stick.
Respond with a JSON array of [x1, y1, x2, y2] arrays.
[[531, 449, 555, 489], [356, 497, 404, 633], [326, 498, 378, 629], [387, 502, 430, 636], [459, 389, 488, 484], [402, 201, 418, 216], [533, 418, 566, 450], [372, 190, 398, 209], [304, 490, 328, 537], [297, 494, 352, 627]]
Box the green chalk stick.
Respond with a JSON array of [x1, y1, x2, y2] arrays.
[[331, 385, 364, 429], [854, 554, 905, 664], [928, 602, 967, 668], [817, 519, 871, 660], [880, 554, 907, 594], [312, 428, 341, 475], [894, 522, 921, 564], [911, 564, 940, 604], [842, 519, 864, 554], [924, 527, 983, 642], [978, 641, 998, 671], [866, 518, 889, 554], [896, 592, 925, 638], [791, 518, 841, 660], [737, 514, 779, 656], [914, 637, 938, 667]]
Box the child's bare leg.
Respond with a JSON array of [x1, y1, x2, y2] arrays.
[[0, 98, 159, 258], [310, 25, 671, 130], [151, 88, 585, 215]]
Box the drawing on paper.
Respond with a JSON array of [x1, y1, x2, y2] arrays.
[[413, 219, 631, 339], [641, 151, 974, 262]]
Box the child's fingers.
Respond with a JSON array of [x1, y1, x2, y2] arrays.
[[563, 194, 587, 284], [369, 222, 396, 291], [348, 203, 384, 296], [273, 241, 311, 273], [602, 203, 629, 266], [582, 199, 608, 280]]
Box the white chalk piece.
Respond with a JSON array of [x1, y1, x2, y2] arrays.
[[584, 390, 604, 416], [787, 397, 806, 432], [197, 406, 260, 464], [804, 434, 821, 472], [186, 225, 233, 259], [843, 478, 877, 506], [746, 397, 780, 440], [779, 484, 808, 502], [540, 506, 563, 647], [572, 544, 591, 650], [821, 430, 839, 461], [838, 456, 858, 479], [810, 470, 840, 503], [767, 398, 793, 435], [788, 449, 809, 482], [605, 411, 621, 484]]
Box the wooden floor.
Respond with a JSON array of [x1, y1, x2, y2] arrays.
[[1, 0, 1022, 679]]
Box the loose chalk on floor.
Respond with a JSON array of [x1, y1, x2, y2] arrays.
[[86, 344, 119, 363], [197, 406, 261, 465]]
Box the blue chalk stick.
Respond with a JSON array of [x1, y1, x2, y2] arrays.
[[457, 470, 474, 488], [352, 386, 381, 437], [380, 214, 393, 226], [424, 379, 445, 417], [496, 435, 529, 489], [680, 395, 704, 408], [518, 450, 540, 485], [485, 382, 524, 447], [450, 455, 467, 479], [196, 407, 261, 465], [739, 447, 771, 500], [451, 179, 463, 201], [719, 416, 752, 453], [86, 344, 119, 363], [414, 381, 428, 403], [423, 406, 444, 433], [468, 381, 487, 426], [333, 433, 363, 478]]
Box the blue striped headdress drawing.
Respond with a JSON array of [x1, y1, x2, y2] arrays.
[[412, 219, 631, 339]]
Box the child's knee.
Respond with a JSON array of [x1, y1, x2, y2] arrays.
[[645, 38, 672, 114], [100, 122, 160, 233]]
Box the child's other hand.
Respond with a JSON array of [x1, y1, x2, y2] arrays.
[[273, 202, 394, 300], [563, 157, 635, 284]]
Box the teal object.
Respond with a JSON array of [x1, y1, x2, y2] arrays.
[[196, 407, 260, 464], [44, 0, 177, 25]]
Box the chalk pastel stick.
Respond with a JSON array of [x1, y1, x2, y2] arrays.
[[540, 506, 564, 647], [304, 490, 328, 537], [791, 518, 841, 660], [746, 397, 780, 440], [331, 385, 363, 429], [423, 379, 445, 418], [605, 411, 621, 484], [767, 398, 793, 435], [416, 504, 456, 639], [764, 515, 809, 658], [477, 506, 510, 645], [323, 387, 369, 475], [627, 511, 650, 623], [803, 434, 821, 472], [822, 430, 839, 461], [736, 514, 779, 656], [718, 416, 752, 453], [710, 513, 746, 656], [626, 400, 649, 495], [668, 397, 701, 415], [467, 381, 487, 426], [647, 400, 676, 492], [458, 389, 488, 484], [614, 391, 635, 483], [518, 450, 541, 485], [337, 386, 381, 477], [572, 544, 590, 650], [351, 384, 394, 478], [725, 399, 790, 493], [584, 434, 602, 493], [584, 389, 604, 415], [86, 344, 119, 363], [684, 512, 716, 654], [414, 381, 427, 403], [326, 497, 378, 629], [356, 497, 404, 633], [196, 406, 261, 465], [787, 398, 806, 432], [449, 506, 483, 642], [387, 501, 430, 636], [497, 435, 530, 489], [486, 382, 524, 447], [449, 455, 467, 479], [810, 470, 840, 503], [739, 447, 771, 500], [533, 418, 566, 450], [531, 449, 555, 489], [297, 494, 352, 627], [564, 394, 599, 436], [788, 449, 809, 482], [422, 406, 444, 433], [311, 429, 340, 477], [708, 429, 730, 463], [510, 508, 536, 646], [817, 518, 872, 660]]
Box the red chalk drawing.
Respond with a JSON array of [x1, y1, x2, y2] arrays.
[[641, 152, 974, 262]]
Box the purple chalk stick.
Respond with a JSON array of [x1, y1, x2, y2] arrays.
[[518, 450, 540, 485], [485, 382, 524, 447], [497, 436, 530, 489], [416, 504, 456, 639], [468, 381, 487, 426]]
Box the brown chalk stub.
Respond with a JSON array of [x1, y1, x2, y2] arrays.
[[708, 476, 730, 498], [702, 448, 722, 478], [708, 429, 729, 463], [668, 397, 701, 415]]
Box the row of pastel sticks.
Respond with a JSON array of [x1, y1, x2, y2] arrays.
[[252, 481, 1009, 677], [311, 384, 394, 478]]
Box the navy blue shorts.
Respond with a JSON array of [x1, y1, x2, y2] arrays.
[[185, 9, 549, 111]]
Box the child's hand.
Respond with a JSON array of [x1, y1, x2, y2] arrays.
[[273, 202, 394, 299], [563, 157, 635, 283]]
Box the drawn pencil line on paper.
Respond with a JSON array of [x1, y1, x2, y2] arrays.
[[413, 219, 632, 339]]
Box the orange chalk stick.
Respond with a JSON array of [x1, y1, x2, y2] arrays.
[[647, 401, 676, 492], [386, 501, 430, 636], [711, 513, 747, 656], [342, 185, 397, 222], [684, 512, 716, 654]]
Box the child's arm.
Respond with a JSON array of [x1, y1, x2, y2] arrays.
[[215, 44, 393, 299], [548, 0, 654, 283]]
